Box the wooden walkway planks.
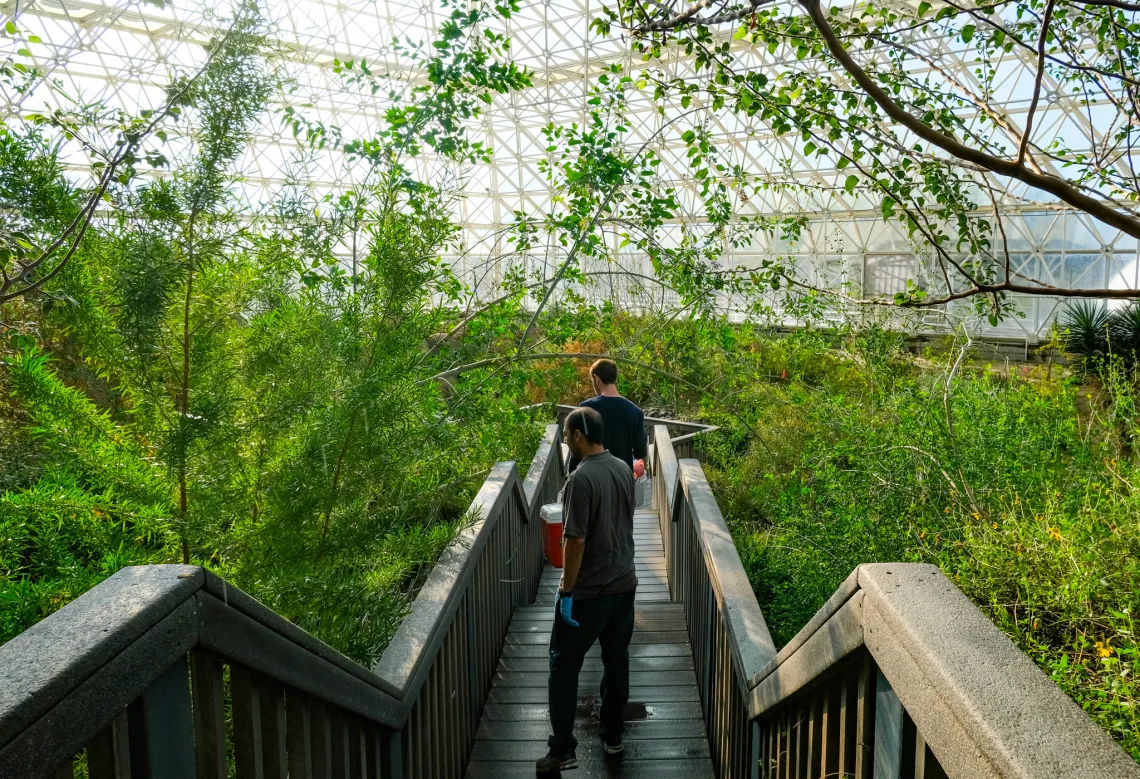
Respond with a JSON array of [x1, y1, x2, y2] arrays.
[[465, 509, 715, 778]]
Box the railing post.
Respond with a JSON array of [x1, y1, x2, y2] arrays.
[[377, 728, 404, 779], [87, 712, 130, 779], [126, 654, 195, 779], [191, 652, 227, 779], [466, 582, 479, 720], [872, 670, 903, 779], [703, 585, 715, 711], [750, 719, 762, 779]]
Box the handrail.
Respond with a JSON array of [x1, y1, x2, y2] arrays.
[[747, 563, 1140, 779], [551, 402, 717, 442], [651, 428, 1140, 779], [678, 460, 777, 692], [0, 423, 565, 778]]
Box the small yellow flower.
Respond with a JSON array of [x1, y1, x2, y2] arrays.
[[1014, 497, 1021, 505], [992, 522, 999, 529], [1096, 640, 1114, 658], [1032, 619, 1039, 630], [944, 507, 950, 514], [1048, 527, 1063, 541], [972, 512, 981, 520]]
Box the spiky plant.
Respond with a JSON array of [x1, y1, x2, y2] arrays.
[[1060, 301, 1110, 363], [1109, 302, 1140, 365]]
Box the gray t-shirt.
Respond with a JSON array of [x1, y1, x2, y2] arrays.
[[562, 451, 638, 600]]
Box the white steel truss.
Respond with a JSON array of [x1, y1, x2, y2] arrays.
[[2, 0, 1138, 342]]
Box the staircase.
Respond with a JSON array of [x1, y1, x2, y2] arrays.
[[2, 411, 1138, 779], [465, 508, 715, 778]]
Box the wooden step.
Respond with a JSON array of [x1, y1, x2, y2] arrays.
[[486, 685, 701, 704], [469, 737, 710, 762], [480, 701, 704, 723], [499, 643, 692, 659], [474, 719, 707, 743], [465, 504, 713, 778], [495, 655, 694, 673], [505, 631, 690, 646]]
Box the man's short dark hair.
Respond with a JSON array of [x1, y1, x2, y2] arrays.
[[565, 407, 605, 445], [590, 359, 618, 386]]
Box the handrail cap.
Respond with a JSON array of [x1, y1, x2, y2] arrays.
[[0, 564, 203, 748]]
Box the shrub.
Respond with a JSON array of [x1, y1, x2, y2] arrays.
[[697, 328, 1140, 759]]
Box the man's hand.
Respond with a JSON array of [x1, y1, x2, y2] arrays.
[[633, 459, 646, 479], [557, 591, 579, 627]]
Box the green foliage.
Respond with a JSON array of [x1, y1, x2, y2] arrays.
[[1062, 301, 1111, 362], [1061, 301, 1140, 370], [588, 0, 1140, 311], [1112, 303, 1140, 359], [691, 327, 1140, 760], [0, 0, 541, 664]]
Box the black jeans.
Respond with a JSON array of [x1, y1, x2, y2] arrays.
[[547, 589, 636, 752]]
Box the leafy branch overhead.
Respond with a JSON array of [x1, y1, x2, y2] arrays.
[[584, 0, 1140, 314], [0, 9, 268, 305]]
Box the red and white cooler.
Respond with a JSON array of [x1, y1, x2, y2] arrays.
[[540, 503, 564, 568]]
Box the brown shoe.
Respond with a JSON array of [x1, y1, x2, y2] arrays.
[[535, 748, 578, 774]]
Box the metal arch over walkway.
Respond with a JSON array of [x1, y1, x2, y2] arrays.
[[1, 411, 1138, 779]]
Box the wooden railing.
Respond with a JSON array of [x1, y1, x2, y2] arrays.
[[0, 423, 565, 779], [651, 425, 1140, 779], [551, 402, 715, 447]]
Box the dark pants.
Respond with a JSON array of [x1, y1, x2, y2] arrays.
[[548, 589, 636, 752]]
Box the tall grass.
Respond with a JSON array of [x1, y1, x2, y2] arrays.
[[696, 329, 1140, 759]]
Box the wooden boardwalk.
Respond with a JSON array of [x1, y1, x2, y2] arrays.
[[465, 509, 715, 778]]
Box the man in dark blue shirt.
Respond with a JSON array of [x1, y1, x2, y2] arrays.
[[567, 359, 647, 476]]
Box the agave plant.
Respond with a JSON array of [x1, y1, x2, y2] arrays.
[[1060, 300, 1111, 361], [1109, 302, 1140, 363]]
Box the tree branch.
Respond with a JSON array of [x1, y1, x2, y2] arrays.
[[799, 0, 1140, 241], [1018, 0, 1055, 166], [0, 23, 239, 304]]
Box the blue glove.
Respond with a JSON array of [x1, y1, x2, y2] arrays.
[[557, 591, 579, 627]]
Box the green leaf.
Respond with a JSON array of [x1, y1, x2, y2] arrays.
[[961, 24, 975, 43], [681, 129, 696, 143], [4, 21, 16, 34], [733, 24, 749, 40], [844, 175, 859, 194], [881, 196, 896, 221], [681, 95, 691, 109]]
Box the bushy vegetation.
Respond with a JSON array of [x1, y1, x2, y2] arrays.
[[0, 0, 538, 665], [465, 311, 1140, 760], [683, 327, 1140, 760], [3, 0, 1140, 764]]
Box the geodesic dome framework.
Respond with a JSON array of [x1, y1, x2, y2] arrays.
[[3, 0, 1136, 344]]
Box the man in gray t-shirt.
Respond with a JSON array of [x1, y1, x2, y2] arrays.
[[537, 407, 638, 774]]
